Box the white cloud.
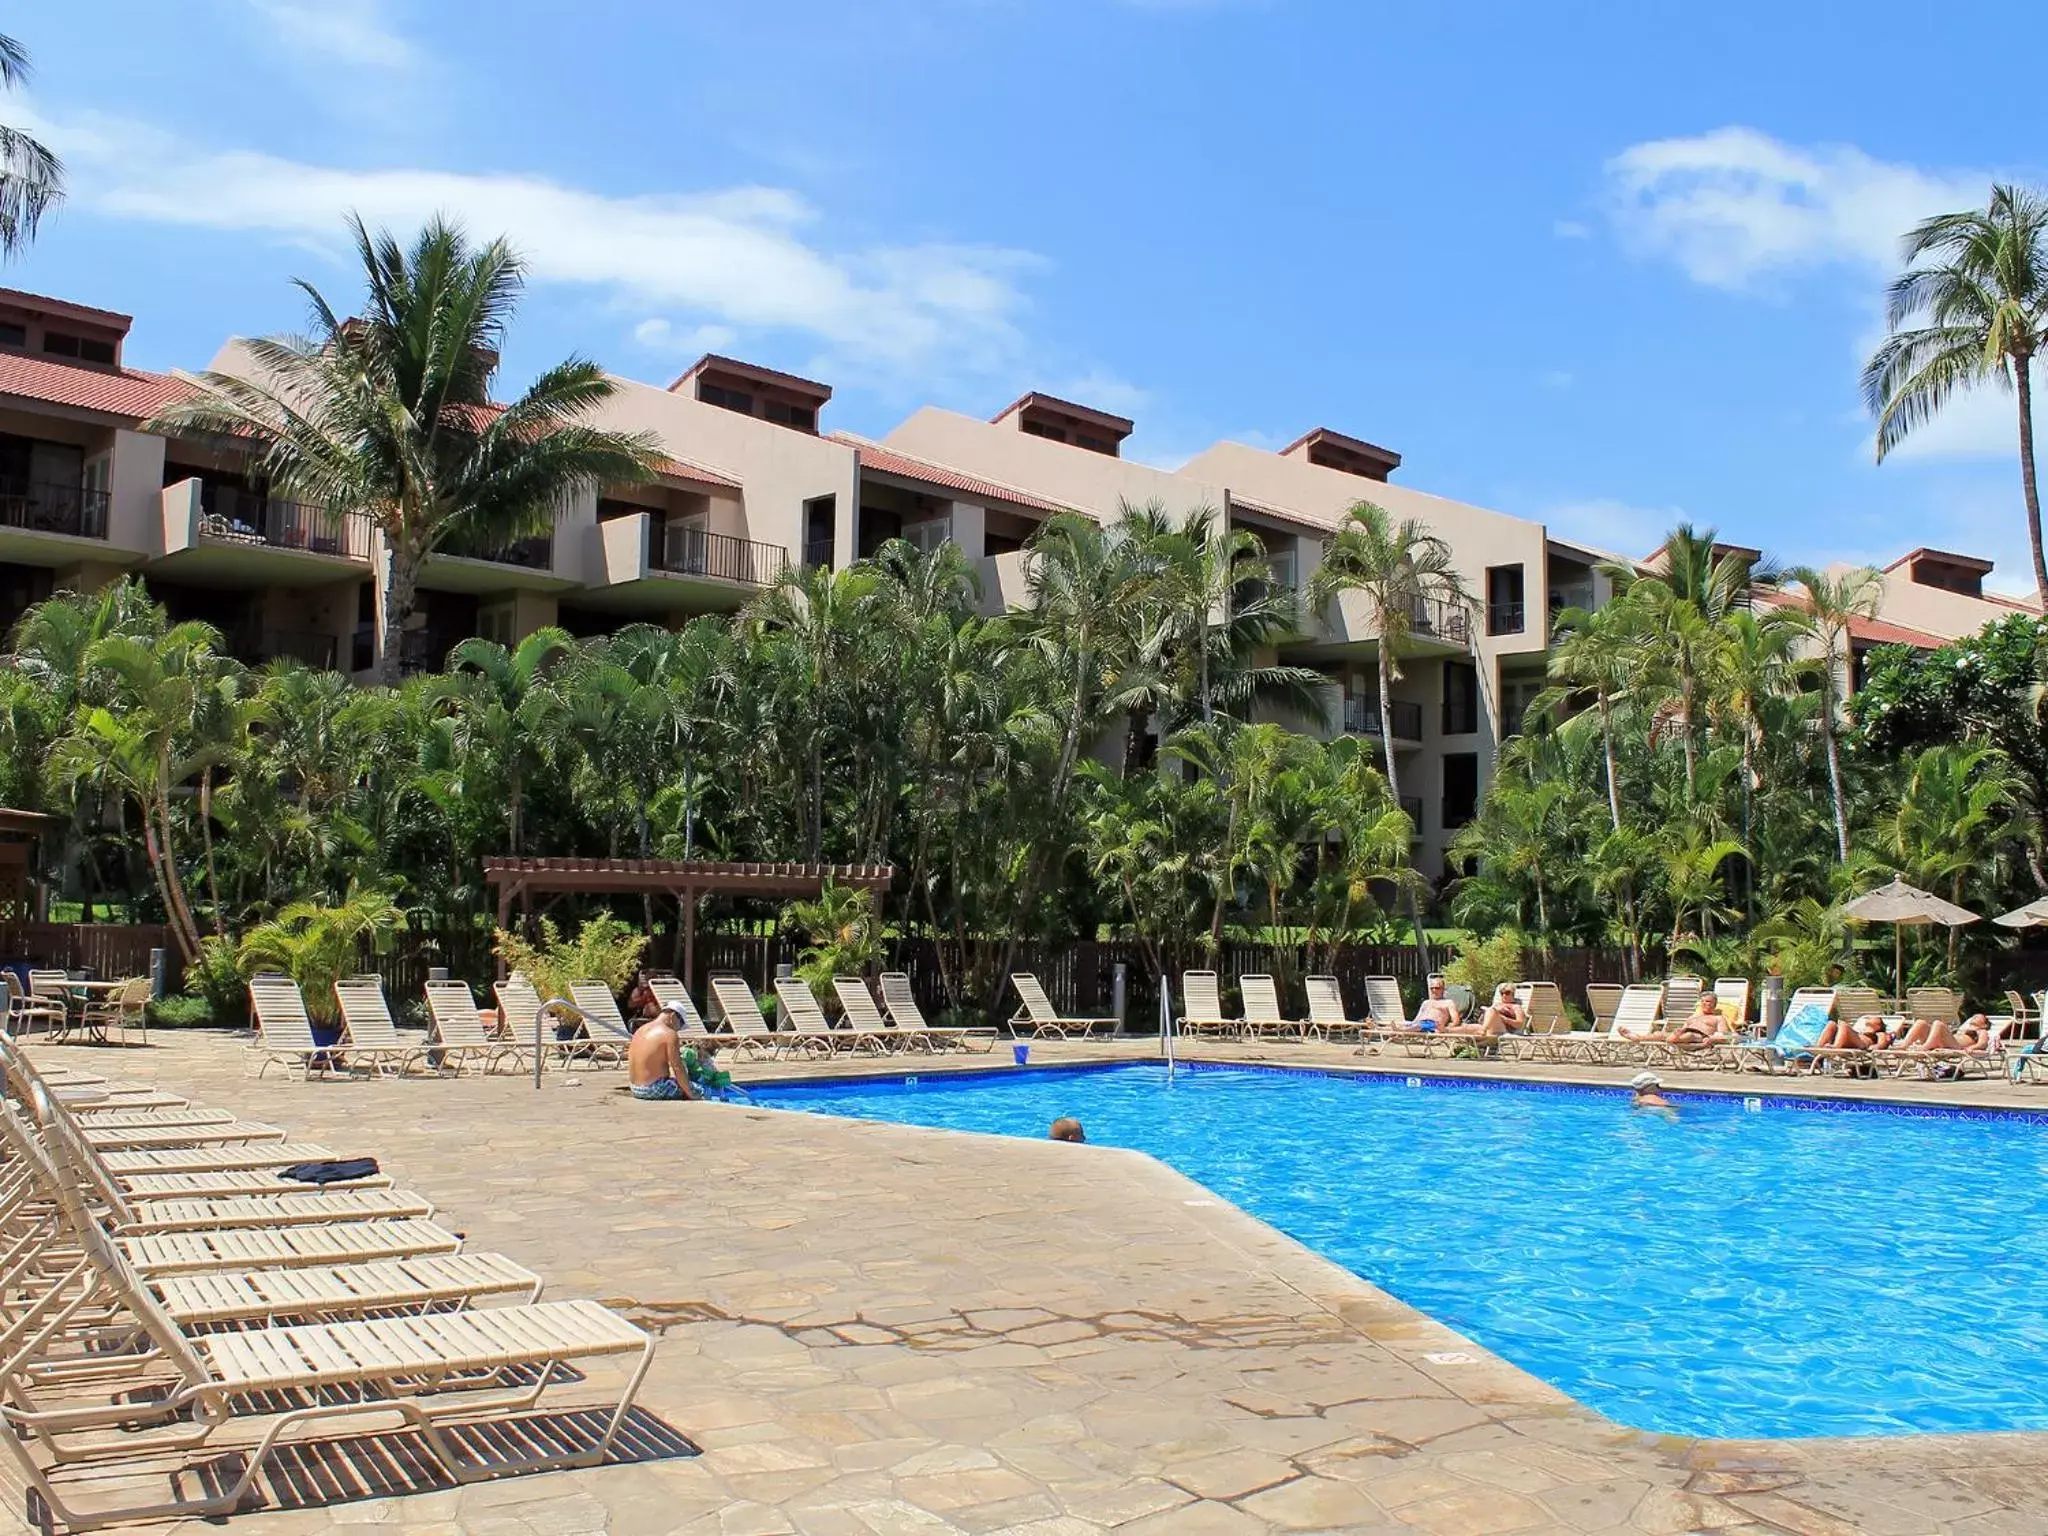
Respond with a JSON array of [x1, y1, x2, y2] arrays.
[[1552, 219, 1591, 241], [31, 108, 1037, 386], [633, 318, 740, 355], [1600, 126, 1984, 289], [245, 0, 415, 70], [1538, 498, 1684, 559], [1539, 369, 1574, 390]]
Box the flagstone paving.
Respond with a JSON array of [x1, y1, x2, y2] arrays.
[[21, 1028, 2048, 1534]]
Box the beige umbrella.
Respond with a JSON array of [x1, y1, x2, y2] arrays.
[[1994, 896, 2048, 930], [1840, 877, 1979, 994]]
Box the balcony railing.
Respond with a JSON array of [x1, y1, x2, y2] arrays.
[[438, 530, 553, 570], [231, 627, 339, 670], [1407, 597, 1470, 645], [1400, 795, 1424, 830], [0, 479, 109, 540], [200, 490, 373, 561], [398, 627, 457, 677], [1343, 697, 1424, 741], [655, 524, 787, 586], [1549, 580, 1597, 616], [1486, 600, 1525, 636], [802, 537, 834, 571]]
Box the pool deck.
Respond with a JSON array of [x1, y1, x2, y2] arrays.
[[18, 1027, 2048, 1535]]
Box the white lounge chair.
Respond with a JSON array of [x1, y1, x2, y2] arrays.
[[1179, 971, 1238, 1041], [244, 977, 344, 1080], [879, 972, 995, 1053], [777, 975, 883, 1055], [563, 982, 634, 1066], [1239, 974, 1303, 1041], [1303, 976, 1366, 1043], [423, 981, 524, 1074], [1012, 974, 1116, 1039], [333, 979, 434, 1076], [708, 974, 821, 1059]]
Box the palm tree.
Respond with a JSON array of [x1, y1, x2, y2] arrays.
[[442, 628, 574, 856], [149, 217, 662, 683], [0, 32, 60, 257], [237, 887, 407, 1027], [1785, 565, 1885, 863], [1863, 185, 2048, 608], [1531, 603, 1635, 833], [1306, 501, 1473, 829]]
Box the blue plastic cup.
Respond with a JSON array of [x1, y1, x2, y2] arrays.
[[1012, 1043, 1030, 1066]]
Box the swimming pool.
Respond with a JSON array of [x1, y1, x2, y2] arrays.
[[755, 1062, 2048, 1439]]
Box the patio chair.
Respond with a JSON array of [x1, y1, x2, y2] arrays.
[[0, 972, 65, 1037], [1302, 975, 1367, 1043], [708, 974, 816, 1059], [2003, 989, 2038, 1042], [1713, 977, 1752, 1030], [879, 972, 995, 1053], [244, 977, 348, 1080], [777, 975, 884, 1055], [333, 979, 435, 1076], [0, 1130, 656, 1532], [423, 981, 524, 1074], [27, 969, 74, 1036], [562, 982, 635, 1066], [1236, 974, 1303, 1041], [1906, 987, 1964, 1025], [1178, 971, 1239, 1042], [1659, 975, 1704, 1026], [1012, 973, 1117, 1040]]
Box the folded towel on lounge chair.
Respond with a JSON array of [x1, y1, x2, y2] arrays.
[[277, 1157, 381, 1185]]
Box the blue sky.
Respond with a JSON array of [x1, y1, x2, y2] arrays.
[[12, 1, 2045, 588]]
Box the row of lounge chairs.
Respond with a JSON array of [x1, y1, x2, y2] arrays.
[[0, 1031, 654, 1529]]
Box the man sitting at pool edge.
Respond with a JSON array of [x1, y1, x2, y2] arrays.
[[628, 1002, 698, 1101]]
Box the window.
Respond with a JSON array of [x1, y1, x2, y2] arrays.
[[802, 495, 835, 569], [0, 321, 23, 348], [904, 516, 951, 556], [41, 331, 116, 364], [1021, 419, 1067, 443], [1442, 753, 1479, 830], [1074, 433, 1113, 454], [1485, 564, 1526, 636], [764, 400, 815, 430], [1443, 661, 1479, 736], [699, 382, 753, 414]]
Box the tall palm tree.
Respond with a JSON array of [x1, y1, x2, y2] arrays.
[[442, 628, 574, 857], [1785, 565, 1885, 863], [1863, 185, 2048, 608], [150, 217, 662, 683], [0, 32, 60, 257], [1531, 602, 1635, 833]]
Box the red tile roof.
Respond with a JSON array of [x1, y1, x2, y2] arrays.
[[652, 453, 741, 491], [831, 435, 1066, 516], [1845, 613, 1948, 649], [0, 350, 189, 420]]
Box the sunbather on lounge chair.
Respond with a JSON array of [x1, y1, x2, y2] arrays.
[[1413, 977, 1461, 1032], [1898, 1015, 1997, 1054], [628, 1004, 697, 1101], [1816, 1014, 1899, 1050], [1641, 992, 1737, 1048], [1443, 984, 1525, 1038]]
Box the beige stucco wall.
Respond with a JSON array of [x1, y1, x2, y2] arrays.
[[1866, 565, 2036, 641]]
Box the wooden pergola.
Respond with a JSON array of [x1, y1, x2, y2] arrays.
[[481, 857, 894, 984], [0, 808, 56, 921]]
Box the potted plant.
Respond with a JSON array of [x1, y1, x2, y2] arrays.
[[236, 887, 407, 1044]]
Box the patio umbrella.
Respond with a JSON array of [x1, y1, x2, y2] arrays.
[[1994, 896, 2048, 930], [1839, 877, 1980, 994]]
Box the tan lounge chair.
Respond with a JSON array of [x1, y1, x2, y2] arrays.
[[1832, 987, 1886, 1024], [245, 977, 347, 1080], [1713, 977, 1752, 1030], [709, 974, 819, 1059], [563, 982, 635, 1065], [1238, 974, 1303, 1041], [1178, 971, 1238, 1041], [1357, 976, 1440, 1055], [423, 981, 524, 1074], [646, 974, 710, 1033], [1906, 987, 1964, 1025], [777, 975, 883, 1055], [1660, 975, 1704, 1026], [1012, 974, 1116, 1040], [1303, 976, 1367, 1043], [834, 977, 927, 1052], [333, 979, 434, 1076], [1585, 983, 1622, 1034], [879, 972, 996, 1053]]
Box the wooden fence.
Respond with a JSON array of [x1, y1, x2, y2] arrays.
[[0, 923, 177, 982]]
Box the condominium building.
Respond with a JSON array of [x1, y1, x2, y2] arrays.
[[0, 282, 2033, 874]]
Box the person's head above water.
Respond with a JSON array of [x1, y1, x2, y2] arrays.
[[1049, 1117, 1086, 1143], [1629, 1070, 1671, 1107]]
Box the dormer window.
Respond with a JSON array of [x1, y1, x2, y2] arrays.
[[41, 330, 117, 365], [671, 353, 831, 434], [700, 382, 753, 415], [0, 321, 23, 349], [994, 392, 1133, 457]]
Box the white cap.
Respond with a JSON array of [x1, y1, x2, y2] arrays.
[[1629, 1071, 1661, 1091]]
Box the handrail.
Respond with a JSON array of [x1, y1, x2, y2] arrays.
[[655, 525, 787, 586], [0, 479, 109, 540]]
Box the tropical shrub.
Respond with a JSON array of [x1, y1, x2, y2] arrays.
[[781, 882, 881, 992], [491, 914, 646, 1003], [144, 993, 214, 1029], [236, 888, 406, 1025], [1443, 929, 1525, 1010]]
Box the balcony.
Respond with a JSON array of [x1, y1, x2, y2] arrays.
[[1407, 597, 1470, 646], [802, 537, 834, 571], [439, 530, 552, 570], [655, 524, 786, 587], [1486, 600, 1525, 637], [1442, 797, 1476, 832], [1549, 580, 1596, 616], [1343, 697, 1424, 742], [1400, 795, 1424, 830], [231, 627, 339, 671], [199, 491, 373, 561], [0, 479, 109, 541], [398, 627, 458, 677]]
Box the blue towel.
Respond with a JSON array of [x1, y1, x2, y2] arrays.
[[1766, 1002, 1830, 1057]]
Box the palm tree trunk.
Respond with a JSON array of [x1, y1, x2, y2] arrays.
[[1378, 645, 1429, 963], [2018, 354, 2047, 611], [199, 768, 225, 937], [1821, 674, 1851, 864], [375, 534, 423, 688], [1598, 698, 1622, 833]]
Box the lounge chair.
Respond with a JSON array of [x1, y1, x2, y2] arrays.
[[1713, 977, 1752, 1031], [1012, 973, 1117, 1040], [1302, 976, 1367, 1043], [1734, 987, 1838, 1073], [1832, 987, 1887, 1025], [835, 977, 934, 1052], [333, 979, 435, 1076], [1357, 976, 1439, 1055], [563, 982, 635, 1066], [646, 974, 711, 1034], [1500, 982, 1569, 1060], [0, 1126, 656, 1531], [1906, 986, 1964, 1026], [245, 977, 346, 1080], [777, 975, 883, 1055], [708, 974, 820, 1059], [1660, 975, 1704, 1026], [1239, 974, 1303, 1041], [423, 981, 524, 1074], [1178, 971, 1239, 1042], [1605, 984, 1670, 1063], [879, 972, 996, 1053], [1585, 983, 1622, 1034]]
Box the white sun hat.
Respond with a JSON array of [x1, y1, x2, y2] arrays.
[[1629, 1071, 1661, 1091]]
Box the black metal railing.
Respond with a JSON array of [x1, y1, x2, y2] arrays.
[[1442, 797, 1476, 831], [801, 537, 834, 571], [1342, 697, 1424, 740], [0, 479, 109, 540], [655, 524, 787, 586], [1486, 600, 1525, 636], [1407, 597, 1470, 645], [438, 530, 553, 570], [398, 628, 457, 677], [199, 489, 373, 560], [231, 627, 339, 670], [1400, 795, 1424, 829]]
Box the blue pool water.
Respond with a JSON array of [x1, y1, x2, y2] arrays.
[[755, 1062, 2048, 1439]]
